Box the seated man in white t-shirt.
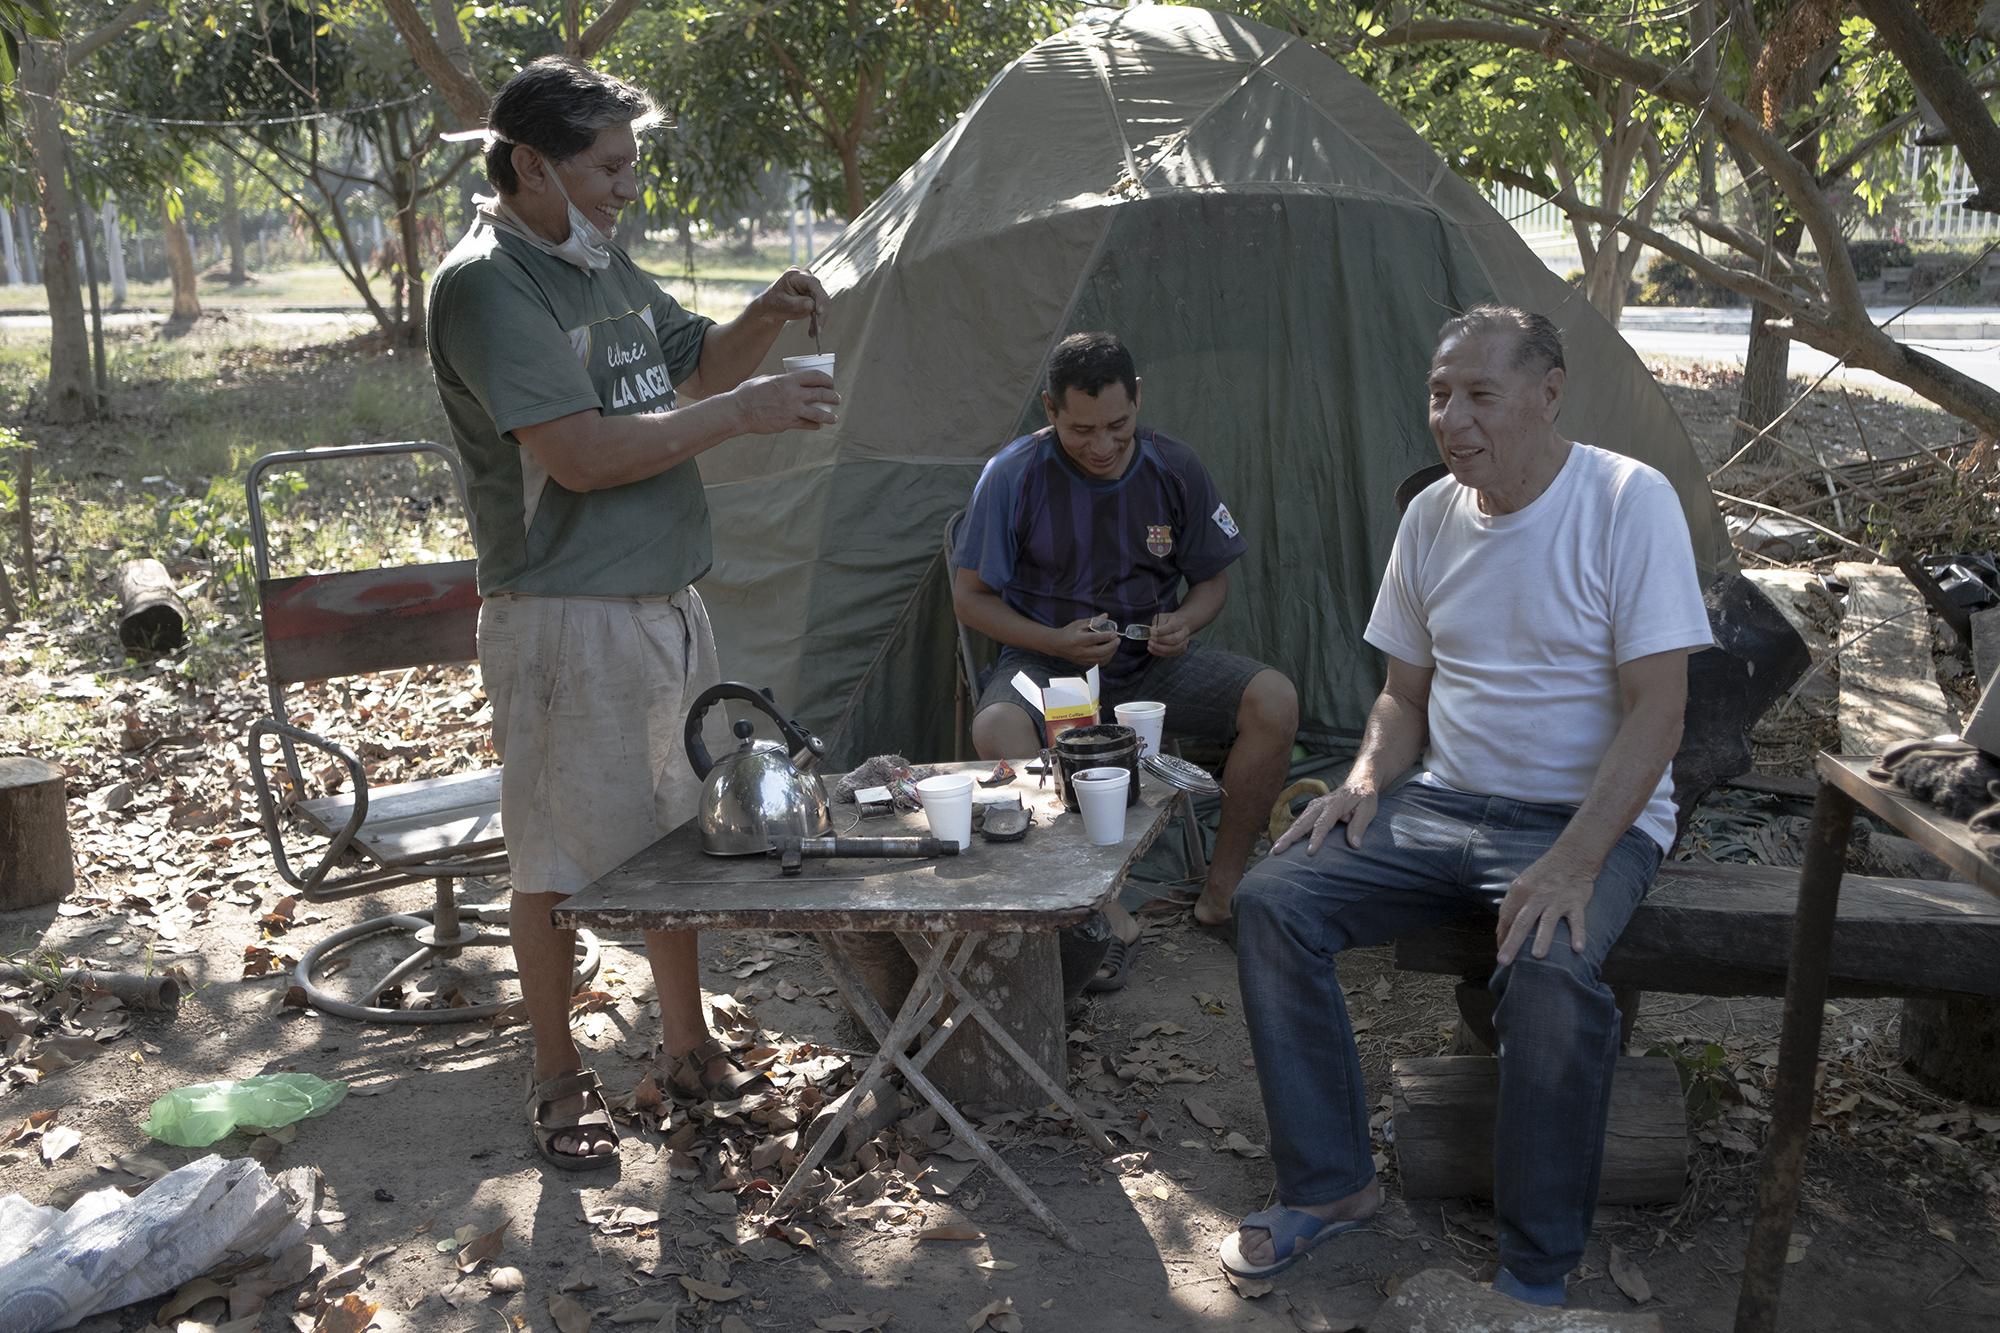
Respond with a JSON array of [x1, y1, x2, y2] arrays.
[[1217, 306, 1711, 1306]]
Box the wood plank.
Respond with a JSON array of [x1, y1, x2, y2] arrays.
[[261, 561, 480, 684], [1393, 859, 2000, 997], [1741, 569, 1835, 703], [298, 768, 503, 867], [1834, 563, 1956, 757], [1393, 1056, 1686, 1205], [554, 763, 1178, 933]]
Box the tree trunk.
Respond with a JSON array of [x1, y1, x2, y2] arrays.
[[162, 191, 200, 323], [221, 159, 248, 284], [839, 142, 865, 221], [101, 200, 127, 306], [1733, 145, 1813, 461], [394, 168, 425, 347], [16, 205, 39, 284], [0, 756, 75, 910], [21, 42, 95, 424], [1, 205, 19, 285]]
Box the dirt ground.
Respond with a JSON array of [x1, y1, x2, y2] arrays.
[[0, 348, 1996, 1332], [1, 879, 1995, 1333]]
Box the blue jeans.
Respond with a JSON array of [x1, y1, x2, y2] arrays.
[[1234, 776, 1663, 1285]]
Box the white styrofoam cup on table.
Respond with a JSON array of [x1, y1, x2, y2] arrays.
[[1072, 765, 1131, 846], [1114, 700, 1166, 757], [916, 772, 976, 851]]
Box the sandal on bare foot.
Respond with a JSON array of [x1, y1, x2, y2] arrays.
[[660, 1035, 771, 1103], [524, 1067, 619, 1172]]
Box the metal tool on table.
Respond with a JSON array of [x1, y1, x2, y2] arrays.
[[770, 835, 959, 875], [686, 682, 833, 855]]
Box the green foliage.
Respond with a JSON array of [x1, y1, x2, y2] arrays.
[[0, 0, 58, 108], [612, 1, 1066, 223], [1649, 1039, 1732, 1125]]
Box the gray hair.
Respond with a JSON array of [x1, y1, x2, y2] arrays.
[[484, 57, 661, 194], [1435, 304, 1566, 376]]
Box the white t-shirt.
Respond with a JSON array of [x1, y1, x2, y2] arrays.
[[1365, 443, 1711, 851]]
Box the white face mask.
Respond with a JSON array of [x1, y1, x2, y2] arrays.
[[539, 161, 613, 271]]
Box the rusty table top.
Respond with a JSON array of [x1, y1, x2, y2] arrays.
[[552, 760, 1180, 933], [1818, 754, 2000, 899]]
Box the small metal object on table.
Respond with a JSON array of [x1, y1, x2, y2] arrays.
[[1734, 753, 2000, 1333], [553, 761, 1178, 1250]]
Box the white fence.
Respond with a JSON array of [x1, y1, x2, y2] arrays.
[[1899, 144, 2000, 242]]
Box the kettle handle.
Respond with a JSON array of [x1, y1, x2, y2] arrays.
[[685, 682, 824, 781]]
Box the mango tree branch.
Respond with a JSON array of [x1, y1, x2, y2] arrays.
[[381, 0, 491, 127], [71, 0, 155, 66], [578, 0, 645, 60], [1853, 0, 2000, 211]]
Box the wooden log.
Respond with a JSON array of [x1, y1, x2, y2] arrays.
[[1396, 861, 2000, 999], [0, 757, 74, 910], [1393, 1056, 1687, 1206], [116, 558, 190, 652], [0, 964, 179, 1012], [1371, 1268, 1666, 1333], [1900, 993, 2000, 1103]]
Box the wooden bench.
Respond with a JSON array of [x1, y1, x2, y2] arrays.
[[1875, 263, 1915, 304], [245, 442, 597, 1024]]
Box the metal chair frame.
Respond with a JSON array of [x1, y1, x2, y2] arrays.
[[245, 442, 597, 1023]]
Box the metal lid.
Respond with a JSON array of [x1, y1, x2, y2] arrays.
[[1142, 751, 1221, 796]]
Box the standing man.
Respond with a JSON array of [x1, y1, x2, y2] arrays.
[[428, 57, 839, 1170], [953, 332, 1299, 990], [1219, 307, 1709, 1305]]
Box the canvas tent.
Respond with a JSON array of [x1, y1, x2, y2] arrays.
[[695, 3, 1733, 765]]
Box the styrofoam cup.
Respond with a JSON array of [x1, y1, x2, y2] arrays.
[[1114, 701, 1166, 758], [916, 772, 976, 851], [1072, 765, 1131, 846], [783, 352, 836, 378]]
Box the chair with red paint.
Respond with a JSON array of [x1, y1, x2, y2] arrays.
[[245, 442, 597, 1023]]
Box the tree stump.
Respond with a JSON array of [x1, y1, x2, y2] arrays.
[[0, 757, 75, 909], [1393, 1055, 1687, 1205], [117, 558, 190, 652], [1900, 994, 2000, 1104], [828, 929, 1065, 1112]]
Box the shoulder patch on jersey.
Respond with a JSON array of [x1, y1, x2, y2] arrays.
[[1212, 503, 1240, 539]]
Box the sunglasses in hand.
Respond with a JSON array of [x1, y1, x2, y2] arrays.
[[1089, 614, 1156, 642]]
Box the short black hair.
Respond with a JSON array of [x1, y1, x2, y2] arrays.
[[1046, 332, 1138, 409], [484, 57, 660, 195], [1435, 304, 1566, 377]]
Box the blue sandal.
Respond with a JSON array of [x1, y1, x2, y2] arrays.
[[1218, 1204, 1370, 1278]]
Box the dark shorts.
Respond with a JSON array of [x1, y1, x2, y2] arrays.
[[974, 643, 1269, 746]]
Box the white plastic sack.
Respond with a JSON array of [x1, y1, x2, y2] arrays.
[[0, 1154, 314, 1333]]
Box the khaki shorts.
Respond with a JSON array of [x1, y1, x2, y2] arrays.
[[478, 588, 721, 897]]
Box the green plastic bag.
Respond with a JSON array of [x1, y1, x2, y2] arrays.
[[140, 1072, 349, 1147]]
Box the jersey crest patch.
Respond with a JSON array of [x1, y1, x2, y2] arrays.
[[1212, 503, 1240, 539], [1146, 524, 1173, 558]]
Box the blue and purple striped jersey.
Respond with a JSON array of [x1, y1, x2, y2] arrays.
[[954, 426, 1247, 689]]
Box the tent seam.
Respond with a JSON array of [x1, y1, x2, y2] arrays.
[[1134, 37, 1299, 190]]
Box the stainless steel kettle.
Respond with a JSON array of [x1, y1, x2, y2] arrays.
[[685, 683, 834, 856]]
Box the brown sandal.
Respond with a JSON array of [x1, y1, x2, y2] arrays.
[[524, 1068, 619, 1171], [659, 1035, 771, 1103]]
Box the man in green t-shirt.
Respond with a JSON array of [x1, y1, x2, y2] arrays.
[[428, 57, 839, 1171]]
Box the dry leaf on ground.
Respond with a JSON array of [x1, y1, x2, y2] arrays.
[[1287, 1295, 1361, 1332], [816, 1312, 893, 1332], [1227, 1271, 1275, 1299], [967, 1296, 1023, 1331], [39, 1124, 81, 1164], [918, 1224, 985, 1242], [550, 1291, 592, 1333], [1222, 1131, 1267, 1159], [455, 1218, 510, 1272], [1608, 1244, 1652, 1303], [313, 1293, 380, 1333], [680, 1276, 748, 1302], [487, 1267, 524, 1294]]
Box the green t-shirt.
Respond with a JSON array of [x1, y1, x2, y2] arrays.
[[427, 218, 717, 597]]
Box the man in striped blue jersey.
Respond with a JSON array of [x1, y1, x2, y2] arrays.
[[952, 332, 1299, 990]]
